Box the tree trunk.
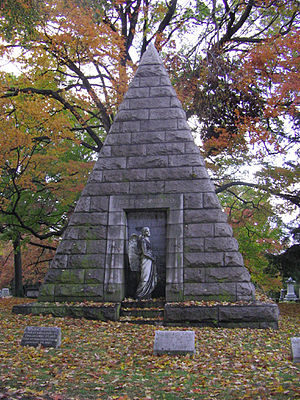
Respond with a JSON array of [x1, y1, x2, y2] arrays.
[[13, 233, 23, 297]]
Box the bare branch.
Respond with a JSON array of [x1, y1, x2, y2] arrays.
[[216, 181, 300, 207]]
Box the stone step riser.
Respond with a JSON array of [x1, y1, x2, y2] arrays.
[[121, 301, 165, 309], [120, 309, 164, 318], [119, 319, 164, 326]]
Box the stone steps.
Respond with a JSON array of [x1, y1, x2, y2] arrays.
[[119, 299, 165, 325]]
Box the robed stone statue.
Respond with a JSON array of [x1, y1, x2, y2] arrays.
[[128, 227, 157, 299]]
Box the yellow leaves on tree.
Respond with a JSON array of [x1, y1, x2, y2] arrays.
[[237, 29, 300, 150]]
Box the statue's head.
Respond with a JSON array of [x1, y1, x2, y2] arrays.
[[141, 227, 150, 237]]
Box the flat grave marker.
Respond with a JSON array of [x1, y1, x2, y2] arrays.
[[153, 330, 195, 355], [1, 288, 10, 297], [291, 337, 300, 363], [21, 326, 61, 348]]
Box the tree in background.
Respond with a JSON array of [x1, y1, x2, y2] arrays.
[[0, 71, 92, 295], [0, 237, 57, 291], [0, 0, 299, 292], [218, 187, 283, 294]]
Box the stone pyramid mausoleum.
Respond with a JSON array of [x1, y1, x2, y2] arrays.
[[39, 44, 257, 304]]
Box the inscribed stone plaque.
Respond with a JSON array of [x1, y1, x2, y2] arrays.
[[291, 337, 300, 363], [153, 330, 195, 355], [2, 288, 10, 297], [21, 326, 61, 348]]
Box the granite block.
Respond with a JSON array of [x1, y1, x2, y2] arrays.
[[184, 223, 214, 238], [147, 166, 192, 180], [88, 170, 103, 182], [139, 76, 161, 87], [45, 269, 85, 284], [225, 251, 244, 267], [54, 284, 86, 297], [164, 305, 218, 322], [150, 86, 177, 97], [214, 223, 233, 237], [165, 130, 194, 142], [146, 142, 185, 155], [185, 209, 227, 223], [92, 157, 127, 170], [69, 213, 108, 226], [105, 133, 131, 144], [149, 108, 186, 120], [168, 154, 204, 167], [56, 240, 87, 255], [110, 144, 146, 157], [103, 169, 146, 182], [129, 181, 165, 194], [124, 87, 150, 99], [205, 237, 239, 252], [130, 97, 170, 109], [140, 119, 177, 131], [203, 193, 221, 208], [127, 155, 168, 169], [90, 196, 109, 212], [184, 282, 236, 299], [115, 109, 149, 122], [184, 193, 203, 209], [136, 64, 167, 77], [49, 255, 68, 269], [85, 269, 105, 284], [205, 267, 251, 283], [218, 304, 279, 322], [166, 180, 212, 193], [131, 130, 165, 144], [121, 121, 141, 132], [83, 182, 130, 196], [184, 252, 224, 267], [236, 282, 255, 300], [185, 142, 201, 154], [68, 254, 106, 269], [74, 197, 91, 212], [184, 267, 205, 283], [184, 238, 205, 252]]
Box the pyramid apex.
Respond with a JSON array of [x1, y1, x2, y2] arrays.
[[139, 42, 162, 65]]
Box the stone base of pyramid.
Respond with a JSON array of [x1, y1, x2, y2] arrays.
[[12, 300, 279, 329], [12, 302, 120, 321], [163, 302, 279, 328]]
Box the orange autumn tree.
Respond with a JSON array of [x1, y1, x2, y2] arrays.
[[0, 70, 93, 295], [0, 238, 57, 290]]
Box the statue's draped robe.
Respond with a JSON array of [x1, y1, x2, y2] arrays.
[[136, 237, 157, 299]]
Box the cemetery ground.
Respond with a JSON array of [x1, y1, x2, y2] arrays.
[[0, 298, 299, 400]]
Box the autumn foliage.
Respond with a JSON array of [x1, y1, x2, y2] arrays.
[[0, 238, 57, 288], [0, 298, 300, 399]]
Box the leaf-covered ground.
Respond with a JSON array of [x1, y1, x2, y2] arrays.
[[0, 298, 299, 400]]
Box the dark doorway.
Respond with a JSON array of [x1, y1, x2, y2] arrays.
[[125, 210, 166, 298]]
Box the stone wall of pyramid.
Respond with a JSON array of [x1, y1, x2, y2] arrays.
[[39, 44, 255, 303]]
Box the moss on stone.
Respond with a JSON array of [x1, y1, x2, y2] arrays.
[[60, 270, 85, 284], [38, 284, 55, 301]]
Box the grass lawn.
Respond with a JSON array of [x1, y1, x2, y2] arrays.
[[0, 298, 299, 400]]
